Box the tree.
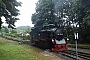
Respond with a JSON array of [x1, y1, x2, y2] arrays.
[[67, 0, 90, 43], [0, 0, 22, 29], [11, 29, 17, 34], [0, 26, 9, 33], [31, 0, 55, 27], [53, 0, 73, 40]]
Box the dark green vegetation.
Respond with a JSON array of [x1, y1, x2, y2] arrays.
[[0, 0, 22, 28], [31, 0, 90, 44], [0, 37, 49, 60], [32, 0, 55, 26], [17, 26, 31, 32], [0, 26, 31, 40]]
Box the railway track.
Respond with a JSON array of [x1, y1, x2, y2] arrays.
[[1, 36, 90, 60], [69, 45, 90, 50], [58, 50, 90, 60]]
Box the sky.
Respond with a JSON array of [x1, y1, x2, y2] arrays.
[[15, 0, 38, 27]]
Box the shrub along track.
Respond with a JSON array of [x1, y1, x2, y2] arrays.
[[0, 36, 30, 44], [1, 36, 90, 60]]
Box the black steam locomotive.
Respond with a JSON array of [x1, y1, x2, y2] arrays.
[[30, 24, 68, 52]]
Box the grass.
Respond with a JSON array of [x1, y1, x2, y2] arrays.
[[0, 37, 47, 60]]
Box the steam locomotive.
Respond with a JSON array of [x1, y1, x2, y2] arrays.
[[30, 24, 68, 52]]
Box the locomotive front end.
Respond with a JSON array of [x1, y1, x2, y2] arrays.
[[51, 28, 68, 52]]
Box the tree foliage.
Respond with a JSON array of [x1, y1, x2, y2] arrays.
[[53, 0, 90, 44], [31, 0, 55, 27], [0, 0, 22, 29], [0, 26, 9, 33]]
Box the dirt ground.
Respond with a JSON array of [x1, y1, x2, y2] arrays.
[[29, 45, 63, 60], [40, 51, 63, 60]]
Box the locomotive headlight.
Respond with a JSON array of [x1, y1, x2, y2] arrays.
[[52, 39, 54, 42], [57, 34, 60, 35]]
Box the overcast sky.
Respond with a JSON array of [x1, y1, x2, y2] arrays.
[[15, 0, 38, 27]]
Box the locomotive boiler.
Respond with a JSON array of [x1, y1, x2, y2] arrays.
[[30, 24, 68, 52]]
